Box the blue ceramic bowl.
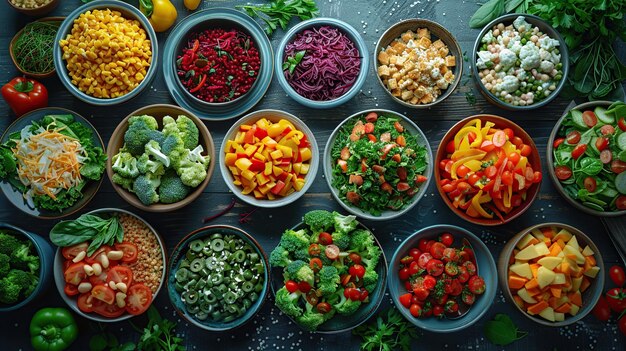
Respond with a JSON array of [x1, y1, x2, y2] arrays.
[[275, 18, 369, 109], [388, 224, 497, 333], [167, 225, 270, 331], [270, 220, 388, 333], [162, 8, 273, 121], [0, 223, 53, 312], [53, 1, 158, 106]]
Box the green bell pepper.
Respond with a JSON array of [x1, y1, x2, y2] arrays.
[[30, 307, 78, 351]]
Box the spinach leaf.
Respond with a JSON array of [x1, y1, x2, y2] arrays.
[[50, 213, 124, 255], [579, 157, 603, 175], [484, 313, 527, 346], [49, 221, 99, 247]]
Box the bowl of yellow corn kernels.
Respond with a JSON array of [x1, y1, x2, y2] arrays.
[[53, 1, 158, 106]]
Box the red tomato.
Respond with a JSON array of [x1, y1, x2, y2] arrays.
[[501, 171, 513, 186], [440, 233, 453, 246], [107, 266, 133, 287], [462, 290, 476, 305], [309, 258, 323, 272], [64, 283, 79, 296], [349, 264, 366, 279], [417, 253, 433, 268], [345, 288, 361, 301], [442, 248, 458, 263], [64, 262, 87, 286], [114, 242, 138, 263], [480, 140, 495, 152], [126, 283, 153, 315], [600, 149, 613, 164], [533, 171, 543, 184], [413, 287, 429, 301], [503, 128, 514, 140], [93, 301, 125, 318], [77, 293, 95, 313], [619, 117, 626, 131], [418, 239, 429, 252], [584, 177, 597, 192], [316, 302, 332, 314], [91, 285, 116, 305], [445, 140, 456, 154], [620, 316, 626, 336], [553, 138, 565, 148], [285, 280, 298, 293], [409, 261, 421, 276], [348, 253, 361, 264], [595, 137, 609, 151], [298, 281, 312, 293], [511, 136, 523, 147], [359, 289, 369, 302], [600, 124, 615, 135], [399, 293, 412, 308], [318, 232, 333, 245], [610, 266, 626, 287], [89, 272, 108, 286], [423, 275, 437, 290], [409, 248, 422, 261], [433, 304, 444, 317], [325, 244, 340, 260], [426, 259, 444, 276], [492, 130, 506, 147], [463, 261, 477, 276], [468, 174, 481, 186], [429, 242, 446, 259], [566, 130, 581, 145], [468, 275, 486, 295], [485, 166, 497, 178], [571, 144, 587, 159], [457, 266, 470, 283], [444, 262, 459, 276], [457, 165, 470, 178], [450, 279, 463, 296], [398, 267, 411, 281], [582, 110, 598, 127], [308, 243, 321, 257], [444, 300, 459, 313], [519, 144, 532, 157], [606, 288, 626, 312], [409, 303, 422, 317], [555, 165, 573, 180], [611, 160, 626, 174], [84, 245, 113, 265], [592, 295, 611, 322], [617, 196, 626, 210], [61, 243, 88, 260]]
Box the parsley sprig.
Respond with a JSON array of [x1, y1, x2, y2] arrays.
[[352, 308, 420, 351], [237, 0, 319, 36], [282, 50, 306, 74]]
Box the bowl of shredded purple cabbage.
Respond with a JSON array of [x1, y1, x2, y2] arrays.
[[275, 18, 369, 109]]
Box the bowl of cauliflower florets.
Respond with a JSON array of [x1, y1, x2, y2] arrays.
[[472, 14, 569, 110], [106, 104, 215, 212]]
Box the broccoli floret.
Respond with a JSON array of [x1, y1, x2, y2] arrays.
[[0, 253, 10, 277], [269, 246, 292, 268], [293, 247, 310, 261], [124, 120, 158, 156], [0, 278, 21, 304], [295, 303, 334, 331], [176, 115, 199, 149], [0, 146, 17, 179], [129, 115, 158, 130], [137, 154, 166, 176], [5, 269, 37, 298], [10, 243, 40, 274], [332, 212, 358, 234], [274, 286, 303, 319], [111, 173, 134, 192], [332, 292, 362, 315], [145, 140, 170, 168], [286, 260, 314, 285], [133, 173, 160, 205], [362, 245, 382, 271], [176, 160, 206, 188], [162, 134, 186, 168], [158, 170, 190, 204], [318, 266, 339, 296], [0, 232, 21, 256], [188, 145, 211, 168], [362, 269, 379, 293], [349, 229, 375, 252], [331, 231, 350, 250], [112, 151, 139, 178], [279, 229, 310, 252], [161, 116, 179, 135], [303, 210, 334, 234]]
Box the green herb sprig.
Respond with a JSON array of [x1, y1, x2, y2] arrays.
[[484, 313, 528, 346], [282, 50, 306, 74], [352, 308, 420, 351], [237, 0, 319, 36], [50, 213, 124, 256], [12, 21, 61, 74]]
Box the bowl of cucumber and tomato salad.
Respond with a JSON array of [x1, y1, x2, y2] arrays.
[[547, 101, 626, 216], [323, 109, 432, 220]]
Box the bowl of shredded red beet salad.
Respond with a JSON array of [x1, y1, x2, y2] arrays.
[[176, 27, 261, 105], [275, 18, 369, 109]]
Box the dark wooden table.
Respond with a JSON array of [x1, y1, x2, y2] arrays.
[[1, 1, 625, 350]]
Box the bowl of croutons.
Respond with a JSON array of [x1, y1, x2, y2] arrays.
[[374, 19, 462, 109]]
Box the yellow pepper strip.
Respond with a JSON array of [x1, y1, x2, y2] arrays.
[[451, 152, 486, 179], [504, 184, 512, 208], [147, 0, 177, 32], [480, 121, 495, 138], [454, 126, 482, 150], [471, 190, 493, 218], [463, 118, 482, 129], [451, 149, 486, 161], [464, 159, 483, 172], [516, 155, 528, 170]]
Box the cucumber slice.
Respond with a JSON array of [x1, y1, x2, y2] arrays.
[[583, 202, 606, 211], [618, 132, 626, 151], [619, 150, 626, 162], [599, 186, 619, 201], [594, 106, 614, 124], [570, 110, 587, 129], [615, 172, 626, 194]]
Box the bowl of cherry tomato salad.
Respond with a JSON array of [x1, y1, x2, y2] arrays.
[[324, 109, 431, 220], [52, 209, 166, 322], [435, 115, 542, 225], [388, 225, 497, 332], [547, 101, 626, 216]]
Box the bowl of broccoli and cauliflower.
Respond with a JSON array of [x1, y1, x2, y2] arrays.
[[106, 104, 215, 212], [0, 223, 54, 312]]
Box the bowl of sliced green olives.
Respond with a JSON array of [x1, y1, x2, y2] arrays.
[[166, 225, 270, 331]]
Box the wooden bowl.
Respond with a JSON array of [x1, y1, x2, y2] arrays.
[[106, 104, 215, 212], [9, 16, 63, 79], [6, 0, 59, 16], [434, 115, 541, 225], [498, 223, 604, 327]]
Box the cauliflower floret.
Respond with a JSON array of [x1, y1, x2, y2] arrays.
[[517, 70, 527, 81], [476, 51, 493, 69], [551, 51, 561, 64], [498, 75, 520, 93], [519, 42, 540, 70], [509, 41, 523, 55], [513, 16, 531, 32], [539, 48, 551, 60], [499, 49, 517, 70], [540, 60, 555, 73], [481, 30, 494, 44], [539, 36, 560, 50]]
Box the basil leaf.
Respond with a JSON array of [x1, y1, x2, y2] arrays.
[[505, 0, 524, 12], [579, 157, 603, 175], [469, 0, 505, 28], [50, 221, 98, 247]]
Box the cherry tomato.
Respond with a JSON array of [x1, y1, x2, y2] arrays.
[[429, 242, 446, 259], [440, 233, 453, 246], [318, 232, 333, 245], [125, 283, 153, 315], [519, 144, 532, 157], [310, 258, 323, 272], [610, 266, 626, 287], [611, 160, 626, 174], [349, 264, 366, 279], [107, 266, 133, 287], [511, 136, 523, 147], [532, 171, 542, 183], [305, 291, 319, 306], [89, 272, 108, 286], [442, 248, 458, 263], [606, 288, 626, 312], [114, 242, 138, 263], [398, 267, 411, 281], [485, 165, 497, 178], [359, 289, 369, 302], [617, 195, 626, 210], [444, 300, 459, 313], [417, 253, 433, 269], [457, 165, 470, 178], [409, 261, 421, 276], [508, 152, 521, 166], [61, 243, 89, 260], [571, 144, 587, 159], [84, 245, 113, 265], [316, 302, 332, 314], [409, 303, 422, 317], [582, 110, 598, 127], [413, 287, 429, 301], [480, 140, 495, 152], [285, 280, 298, 293], [457, 266, 470, 283], [308, 243, 321, 257], [433, 304, 444, 318], [444, 262, 459, 276], [619, 117, 626, 131], [468, 275, 486, 294], [347, 287, 361, 301], [77, 293, 95, 313], [595, 137, 609, 151], [492, 130, 506, 147], [463, 261, 477, 276], [409, 248, 422, 261], [418, 239, 429, 253], [399, 293, 412, 308], [600, 124, 615, 135], [400, 255, 414, 265], [462, 290, 476, 305], [501, 170, 513, 186], [64, 262, 87, 286], [555, 165, 573, 180], [325, 244, 340, 260], [566, 130, 581, 144], [592, 295, 611, 322], [91, 285, 116, 305], [503, 128, 514, 140], [468, 174, 481, 186], [619, 316, 626, 336], [348, 253, 361, 265], [584, 176, 597, 192], [445, 140, 456, 154], [426, 259, 444, 276], [423, 275, 437, 290], [298, 281, 312, 293], [93, 301, 125, 318], [553, 138, 565, 148], [64, 283, 79, 297], [600, 149, 613, 164]]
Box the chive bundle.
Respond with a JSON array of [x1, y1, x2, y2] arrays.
[[12, 21, 61, 74]]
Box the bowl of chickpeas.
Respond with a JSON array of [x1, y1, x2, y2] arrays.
[[471, 14, 569, 110], [53, 1, 158, 106], [7, 0, 59, 16]]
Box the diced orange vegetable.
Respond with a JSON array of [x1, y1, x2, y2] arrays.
[[568, 291, 582, 307], [524, 278, 539, 290], [554, 303, 571, 314], [580, 277, 591, 293], [550, 288, 562, 298], [513, 295, 525, 309], [527, 301, 549, 315]]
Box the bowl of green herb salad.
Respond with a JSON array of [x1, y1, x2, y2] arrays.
[[0, 108, 107, 219], [10, 17, 63, 79], [324, 109, 432, 220], [548, 101, 626, 216]]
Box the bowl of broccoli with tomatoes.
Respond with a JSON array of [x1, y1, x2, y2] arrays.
[[270, 209, 387, 332]]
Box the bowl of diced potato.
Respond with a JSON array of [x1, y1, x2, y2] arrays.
[[53, 1, 158, 106], [374, 19, 462, 108], [218, 109, 319, 208], [498, 223, 604, 327]]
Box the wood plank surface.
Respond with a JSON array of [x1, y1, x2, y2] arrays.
[[1, 0, 625, 350]]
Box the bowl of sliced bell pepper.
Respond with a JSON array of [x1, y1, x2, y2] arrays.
[[435, 115, 542, 225]]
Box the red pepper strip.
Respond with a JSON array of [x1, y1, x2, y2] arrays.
[[493, 158, 508, 193], [192, 39, 200, 53], [189, 75, 207, 93], [485, 203, 505, 222]]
